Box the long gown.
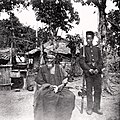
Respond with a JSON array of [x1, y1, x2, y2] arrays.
[[33, 64, 75, 120]]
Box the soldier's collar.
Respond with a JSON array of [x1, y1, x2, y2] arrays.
[[86, 44, 93, 47]]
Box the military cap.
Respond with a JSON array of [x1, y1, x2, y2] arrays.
[[86, 31, 94, 38]]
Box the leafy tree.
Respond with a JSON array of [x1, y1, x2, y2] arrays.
[[31, 0, 80, 37], [73, 0, 119, 48], [66, 34, 82, 55], [106, 10, 120, 48], [37, 27, 53, 45], [106, 3, 120, 90], [73, 0, 120, 95], [112, 0, 120, 9], [0, 14, 36, 52], [106, 0, 120, 49], [65, 34, 82, 77], [0, 0, 29, 12], [0, 0, 32, 51]]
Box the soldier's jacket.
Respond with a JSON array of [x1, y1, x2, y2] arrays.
[[78, 45, 103, 76]]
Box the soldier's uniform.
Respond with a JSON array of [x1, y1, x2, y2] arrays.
[[79, 44, 103, 113]]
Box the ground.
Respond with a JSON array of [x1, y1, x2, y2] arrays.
[[0, 78, 119, 120]]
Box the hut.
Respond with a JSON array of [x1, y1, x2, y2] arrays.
[[25, 47, 41, 91], [11, 52, 28, 90], [25, 47, 41, 70]]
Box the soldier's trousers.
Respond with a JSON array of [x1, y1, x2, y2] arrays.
[[85, 74, 102, 110]]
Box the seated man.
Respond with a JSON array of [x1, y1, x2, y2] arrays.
[[33, 53, 75, 120]]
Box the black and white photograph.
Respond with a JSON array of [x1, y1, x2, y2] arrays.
[[0, 0, 119, 120]]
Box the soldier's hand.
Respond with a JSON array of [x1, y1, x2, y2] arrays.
[[94, 69, 98, 74], [89, 69, 94, 74]]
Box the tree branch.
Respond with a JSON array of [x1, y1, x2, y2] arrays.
[[107, 19, 120, 31]]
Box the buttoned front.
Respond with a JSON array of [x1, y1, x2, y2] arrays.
[[85, 45, 100, 63], [79, 45, 103, 72]]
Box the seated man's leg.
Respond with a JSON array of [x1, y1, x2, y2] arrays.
[[56, 88, 75, 120]]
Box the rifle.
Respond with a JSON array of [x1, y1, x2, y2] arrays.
[[80, 74, 85, 114], [79, 31, 86, 114]]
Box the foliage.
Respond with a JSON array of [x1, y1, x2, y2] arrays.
[[106, 10, 120, 48], [66, 34, 82, 44], [82, 0, 120, 50], [0, 14, 36, 52], [31, 0, 80, 36], [0, 0, 30, 12], [74, 0, 106, 9], [37, 27, 53, 45], [106, 1, 120, 55], [112, 0, 120, 9], [72, 0, 120, 95], [103, 46, 120, 72], [66, 34, 82, 55], [73, 0, 120, 50]]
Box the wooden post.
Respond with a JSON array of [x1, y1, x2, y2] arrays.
[[36, 21, 38, 48]]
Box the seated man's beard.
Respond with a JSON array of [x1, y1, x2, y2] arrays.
[[47, 63, 53, 68]]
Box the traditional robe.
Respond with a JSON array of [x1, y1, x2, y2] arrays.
[[34, 64, 75, 120]]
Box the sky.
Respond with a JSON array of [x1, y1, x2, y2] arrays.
[[0, 0, 117, 44]]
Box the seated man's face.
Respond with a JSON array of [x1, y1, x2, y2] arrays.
[[46, 54, 55, 68]]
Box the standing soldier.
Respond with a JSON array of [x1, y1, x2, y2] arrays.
[[79, 31, 103, 115]]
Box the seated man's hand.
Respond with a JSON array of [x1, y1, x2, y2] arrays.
[[102, 68, 106, 72], [51, 85, 58, 93], [94, 69, 98, 74], [62, 78, 68, 84], [89, 69, 94, 74]]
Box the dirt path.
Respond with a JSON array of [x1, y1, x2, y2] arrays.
[[0, 80, 119, 120], [0, 90, 34, 120]]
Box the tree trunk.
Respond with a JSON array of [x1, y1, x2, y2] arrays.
[[98, 1, 115, 95]]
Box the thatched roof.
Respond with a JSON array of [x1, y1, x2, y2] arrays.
[[44, 41, 70, 54], [25, 40, 71, 56], [56, 42, 70, 54]]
